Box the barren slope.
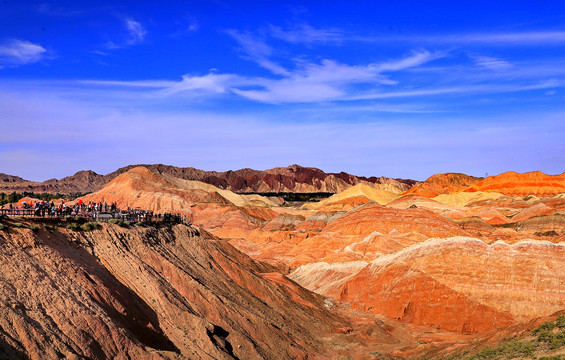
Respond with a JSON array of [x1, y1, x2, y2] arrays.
[[0, 222, 352, 359]]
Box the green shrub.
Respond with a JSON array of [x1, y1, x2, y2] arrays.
[[30, 224, 40, 233], [464, 340, 536, 360], [534, 320, 556, 334], [135, 222, 143, 227], [556, 315, 565, 329], [468, 346, 499, 359], [80, 222, 100, 231], [500, 340, 535, 357], [66, 223, 79, 231], [13, 222, 23, 228], [123, 221, 131, 227], [108, 218, 125, 226], [44, 224, 54, 231], [551, 333, 565, 349], [80, 223, 92, 231], [0, 223, 6, 230]]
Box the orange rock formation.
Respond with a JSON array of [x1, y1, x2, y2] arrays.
[[405, 173, 482, 197], [338, 238, 565, 333], [464, 171, 565, 197]]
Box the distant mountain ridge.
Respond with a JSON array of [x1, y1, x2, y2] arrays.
[[0, 164, 419, 195]]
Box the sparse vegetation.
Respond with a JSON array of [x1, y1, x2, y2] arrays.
[[0, 223, 6, 230], [13, 222, 23, 228], [135, 221, 143, 226], [539, 356, 565, 360], [66, 223, 79, 231], [108, 219, 129, 227], [108, 218, 122, 225], [30, 224, 40, 233], [461, 316, 565, 360], [535, 317, 565, 350], [80, 222, 100, 231], [44, 224, 54, 232], [556, 315, 565, 329], [464, 340, 536, 360]]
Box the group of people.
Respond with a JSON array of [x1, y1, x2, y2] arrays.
[[1, 199, 190, 225]]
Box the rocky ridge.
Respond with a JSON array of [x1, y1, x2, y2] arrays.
[[0, 164, 418, 195]]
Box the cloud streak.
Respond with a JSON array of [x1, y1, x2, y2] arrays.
[[354, 31, 565, 46], [471, 55, 512, 71], [104, 17, 147, 49], [0, 39, 47, 67]]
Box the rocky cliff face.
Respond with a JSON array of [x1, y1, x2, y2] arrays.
[[0, 222, 352, 359]]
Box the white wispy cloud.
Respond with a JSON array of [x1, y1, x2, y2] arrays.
[[374, 50, 446, 72], [345, 80, 561, 101], [103, 17, 147, 49], [231, 51, 445, 103], [269, 24, 344, 44], [471, 55, 512, 70], [354, 31, 565, 46], [125, 18, 147, 44], [80, 50, 448, 103], [456, 31, 565, 44], [225, 29, 289, 76], [0, 39, 47, 66], [160, 73, 260, 95]]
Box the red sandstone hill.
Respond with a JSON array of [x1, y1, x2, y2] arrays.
[[404, 173, 483, 197], [0, 164, 418, 195], [464, 170, 565, 197], [337, 238, 565, 333]]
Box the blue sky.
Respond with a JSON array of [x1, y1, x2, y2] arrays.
[[0, 1, 564, 181]]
